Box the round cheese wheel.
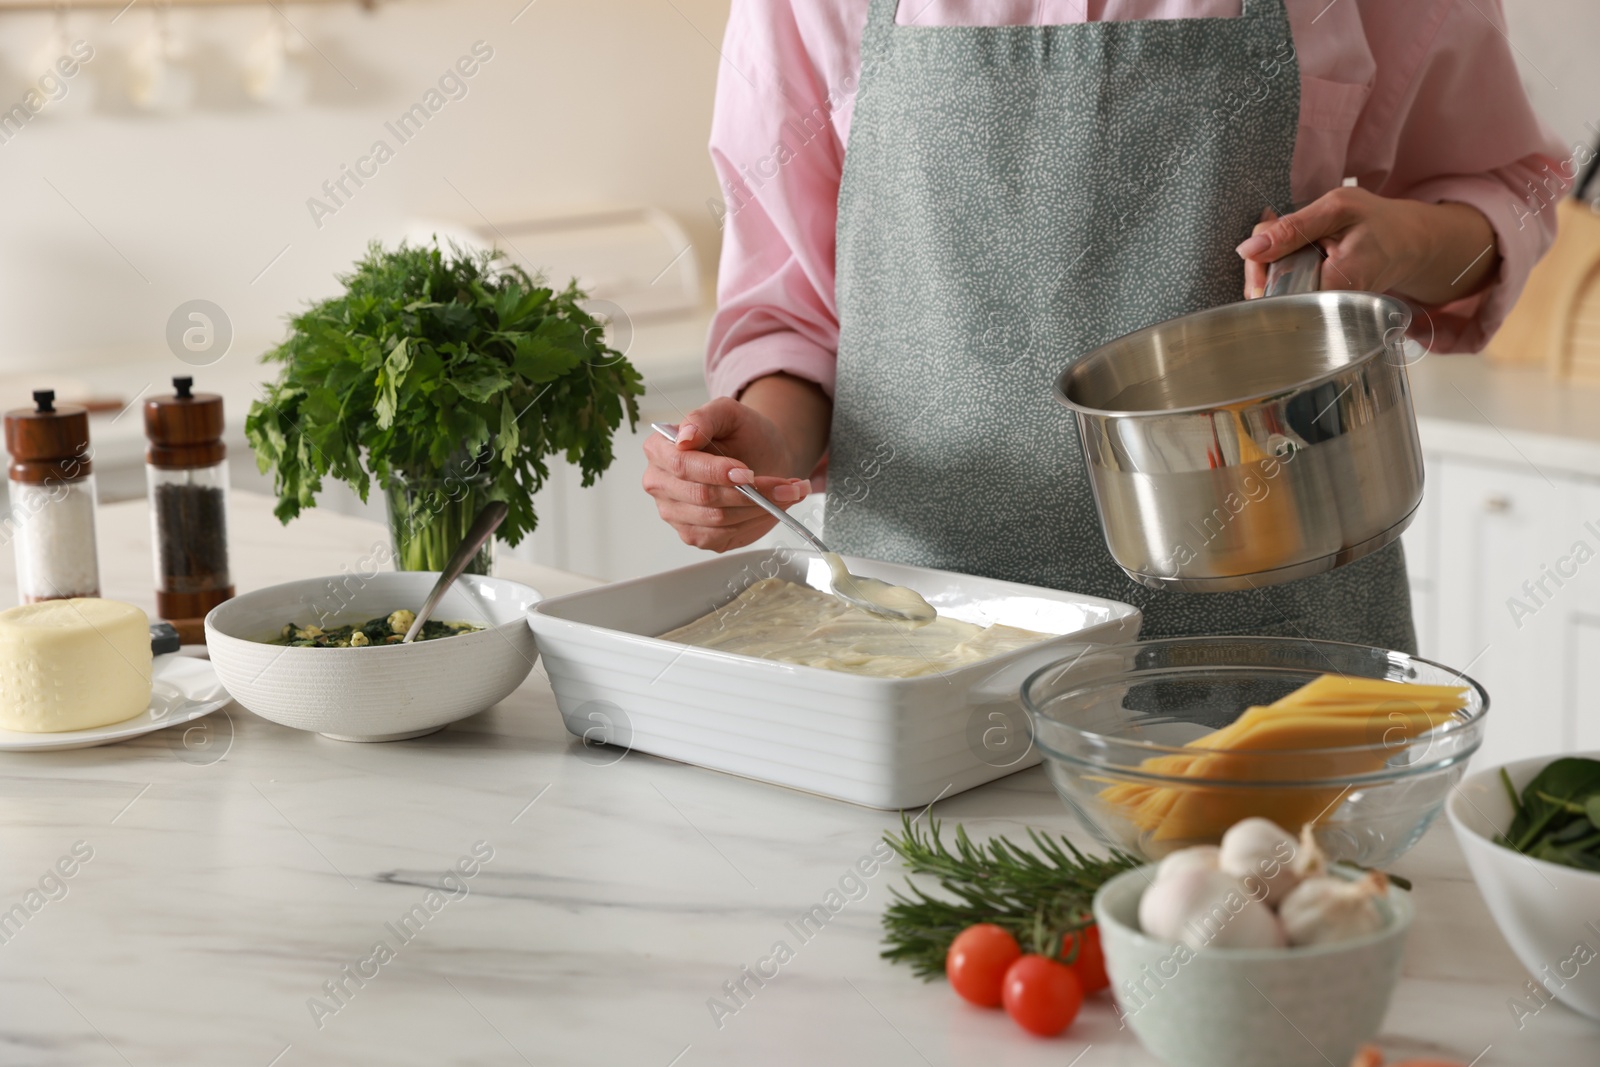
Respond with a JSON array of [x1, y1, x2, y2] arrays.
[[0, 598, 153, 732]]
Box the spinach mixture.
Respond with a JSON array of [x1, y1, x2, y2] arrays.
[[273, 609, 482, 648]]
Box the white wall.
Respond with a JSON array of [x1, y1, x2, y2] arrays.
[[0, 0, 730, 375], [0, 0, 1589, 376], [1504, 0, 1600, 157]]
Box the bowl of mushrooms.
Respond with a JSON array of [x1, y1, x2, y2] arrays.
[[1093, 817, 1414, 1067]]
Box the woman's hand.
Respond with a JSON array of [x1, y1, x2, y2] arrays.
[[1236, 187, 1500, 306], [642, 394, 814, 552]]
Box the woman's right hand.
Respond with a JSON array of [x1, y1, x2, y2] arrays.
[[642, 396, 813, 552]]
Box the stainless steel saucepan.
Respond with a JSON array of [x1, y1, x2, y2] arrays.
[[1053, 248, 1424, 593]]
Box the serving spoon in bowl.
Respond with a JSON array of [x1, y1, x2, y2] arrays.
[[650, 422, 935, 623], [401, 500, 511, 643]]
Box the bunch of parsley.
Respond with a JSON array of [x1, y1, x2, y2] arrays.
[[245, 240, 644, 549]]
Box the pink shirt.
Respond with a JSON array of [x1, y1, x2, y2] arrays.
[[706, 0, 1571, 401]]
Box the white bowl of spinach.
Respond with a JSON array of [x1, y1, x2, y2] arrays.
[[1448, 753, 1600, 1022], [206, 571, 540, 741]]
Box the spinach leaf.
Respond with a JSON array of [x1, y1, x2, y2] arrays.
[[1497, 757, 1600, 873]]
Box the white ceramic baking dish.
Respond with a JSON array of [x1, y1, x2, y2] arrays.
[[527, 549, 1141, 808]]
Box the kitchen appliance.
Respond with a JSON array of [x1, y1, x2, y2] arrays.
[[527, 548, 1141, 808], [1055, 249, 1423, 592]]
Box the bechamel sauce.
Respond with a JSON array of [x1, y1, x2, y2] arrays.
[[658, 578, 1049, 678], [821, 552, 938, 622]]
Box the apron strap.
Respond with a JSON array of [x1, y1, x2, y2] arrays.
[[866, 0, 901, 30], [1240, 0, 1287, 22]]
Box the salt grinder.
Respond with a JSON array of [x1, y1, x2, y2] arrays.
[[4, 390, 100, 604]]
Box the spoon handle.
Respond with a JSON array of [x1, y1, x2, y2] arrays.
[[402, 500, 510, 643], [649, 422, 831, 555]]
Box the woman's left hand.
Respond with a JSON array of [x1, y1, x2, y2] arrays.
[[1235, 187, 1500, 306]]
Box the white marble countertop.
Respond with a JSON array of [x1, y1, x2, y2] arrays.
[[1409, 356, 1600, 477], [0, 492, 1594, 1066]]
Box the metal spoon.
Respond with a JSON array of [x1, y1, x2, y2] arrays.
[[402, 500, 510, 643], [649, 422, 933, 622]]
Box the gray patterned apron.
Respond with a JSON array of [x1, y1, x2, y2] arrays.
[[827, 0, 1416, 653]]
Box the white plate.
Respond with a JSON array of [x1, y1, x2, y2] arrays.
[[0, 654, 231, 752]]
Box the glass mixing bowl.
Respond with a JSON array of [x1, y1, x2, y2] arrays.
[[1023, 636, 1488, 868]]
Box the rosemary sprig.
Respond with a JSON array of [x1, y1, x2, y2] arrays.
[[879, 814, 1139, 980]]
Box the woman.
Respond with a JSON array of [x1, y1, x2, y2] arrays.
[[643, 0, 1565, 652]]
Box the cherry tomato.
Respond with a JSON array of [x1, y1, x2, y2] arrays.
[[1059, 924, 1108, 994], [945, 923, 1022, 1007], [1001, 955, 1084, 1037]]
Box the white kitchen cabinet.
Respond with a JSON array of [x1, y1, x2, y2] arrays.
[[1575, 482, 1600, 750], [1574, 618, 1600, 750], [1400, 357, 1600, 767], [1401, 472, 1441, 657], [1430, 456, 1584, 763]]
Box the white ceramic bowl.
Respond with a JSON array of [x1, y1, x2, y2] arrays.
[[1448, 753, 1600, 1022], [1094, 865, 1414, 1067], [206, 572, 541, 741], [528, 548, 1141, 808]]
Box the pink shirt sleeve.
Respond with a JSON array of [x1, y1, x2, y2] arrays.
[[1342, 0, 1568, 354], [704, 0, 863, 401], [706, 0, 1569, 399]]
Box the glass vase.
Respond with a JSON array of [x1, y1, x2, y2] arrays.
[[385, 472, 495, 575]]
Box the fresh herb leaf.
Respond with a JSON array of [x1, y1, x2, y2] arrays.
[[244, 239, 644, 548], [879, 814, 1138, 980]]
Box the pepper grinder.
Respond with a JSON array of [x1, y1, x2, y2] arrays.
[[145, 376, 234, 634], [4, 390, 100, 604]]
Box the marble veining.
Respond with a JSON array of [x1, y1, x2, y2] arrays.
[[0, 495, 1593, 1066]]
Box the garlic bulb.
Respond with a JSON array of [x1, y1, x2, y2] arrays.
[[1157, 844, 1220, 880], [1291, 821, 1328, 881], [1218, 818, 1301, 906], [1278, 870, 1388, 947], [1138, 865, 1287, 951]]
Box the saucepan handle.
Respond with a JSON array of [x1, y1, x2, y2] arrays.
[[1263, 244, 1324, 297]]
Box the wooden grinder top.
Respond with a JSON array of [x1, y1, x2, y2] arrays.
[[145, 376, 226, 470], [4, 390, 93, 485]]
